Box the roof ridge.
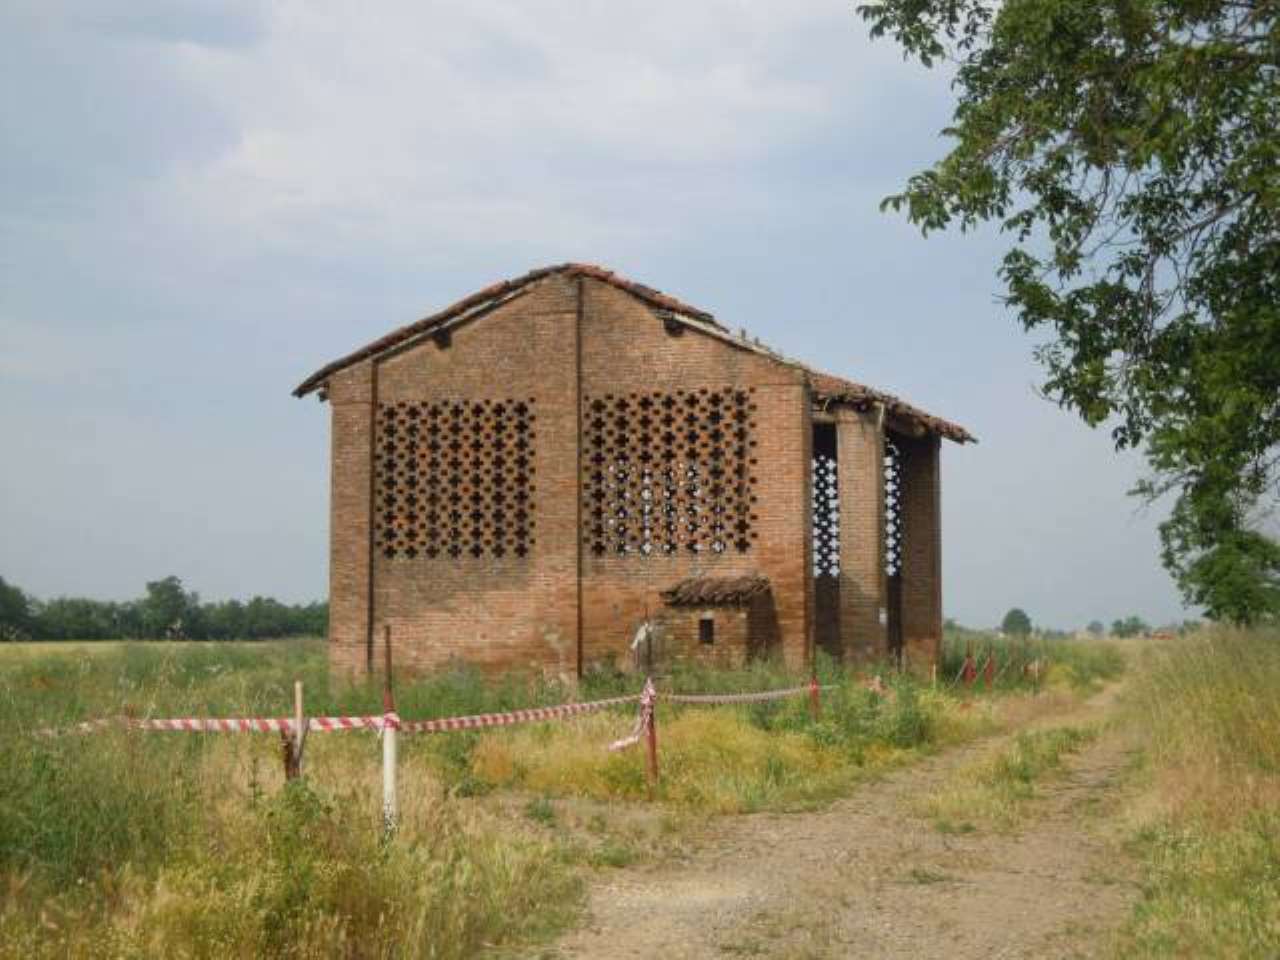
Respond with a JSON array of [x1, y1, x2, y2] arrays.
[[292, 263, 718, 397]]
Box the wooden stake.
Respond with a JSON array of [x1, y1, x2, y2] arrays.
[[282, 680, 306, 781], [645, 680, 658, 798], [382, 625, 398, 835], [808, 672, 821, 722], [294, 680, 308, 778]]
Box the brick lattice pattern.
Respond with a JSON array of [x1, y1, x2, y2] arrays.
[[374, 399, 536, 559], [583, 388, 760, 556], [884, 436, 904, 576], [813, 451, 840, 577]]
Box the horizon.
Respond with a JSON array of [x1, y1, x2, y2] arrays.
[[0, 3, 1194, 631]]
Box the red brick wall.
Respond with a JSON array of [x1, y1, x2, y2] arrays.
[[327, 362, 374, 674], [835, 408, 887, 660], [323, 271, 950, 680], [898, 433, 942, 667], [577, 279, 813, 671], [329, 275, 581, 679], [654, 607, 751, 670]]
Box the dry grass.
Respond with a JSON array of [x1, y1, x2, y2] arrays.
[[0, 639, 1122, 957], [921, 725, 1097, 832], [1115, 628, 1280, 957], [0, 729, 581, 959]]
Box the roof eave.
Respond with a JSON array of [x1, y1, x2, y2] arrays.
[[291, 263, 723, 399]]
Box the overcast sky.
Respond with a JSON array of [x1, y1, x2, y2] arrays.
[[0, 1, 1193, 630]]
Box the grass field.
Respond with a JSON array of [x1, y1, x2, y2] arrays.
[[0, 636, 1123, 957], [1116, 628, 1280, 956]]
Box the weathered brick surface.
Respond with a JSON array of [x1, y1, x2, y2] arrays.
[[898, 433, 942, 667], [321, 270, 949, 679], [328, 363, 374, 673], [651, 608, 752, 670], [329, 277, 580, 679], [577, 280, 812, 671], [835, 408, 886, 660]]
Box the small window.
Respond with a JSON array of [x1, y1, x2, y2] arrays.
[[699, 616, 715, 645]]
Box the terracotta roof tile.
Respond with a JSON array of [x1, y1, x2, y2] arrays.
[[291, 263, 974, 444], [292, 263, 719, 398], [806, 369, 975, 444], [660, 575, 772, 607]]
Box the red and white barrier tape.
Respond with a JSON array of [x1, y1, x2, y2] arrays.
[[35, 712, 401, 738], [660, 685, 834, 705], [33, 680, 847, 741], [400, 694, 638, 734], [608, 679, 656, 751], [310, 714, 392, 732]]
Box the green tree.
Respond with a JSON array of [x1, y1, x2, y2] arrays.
[[0, 576, 33, 640], [1111, 615, 1150, 638], [1087, 620, 1105, 637], [858, 0, 1280, 623], [1001, 607, 1033, 636], [141, 576, 196, 639]]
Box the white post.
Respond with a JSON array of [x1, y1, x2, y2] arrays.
[[294, 680, 304, 776], [382, 718, 398, 834], [381, 623, 398, 835]]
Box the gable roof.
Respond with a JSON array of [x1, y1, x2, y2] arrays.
[[291, 263, 974, 443], [292, 263, 719, 399]]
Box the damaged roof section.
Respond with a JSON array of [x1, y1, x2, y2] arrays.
[[292, 263, 720, 399], [291, 262, 974, 443], [807, 370, 975, 444], [661, 575, 772, 607]]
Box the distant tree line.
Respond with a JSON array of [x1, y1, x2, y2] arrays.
[[0, 575, 326, 641], [952, 611, 1198, 642]]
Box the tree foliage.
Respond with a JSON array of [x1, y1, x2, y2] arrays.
[[1001, 606, 1033, 635], [0, 576, 34, 640], [0, 575, 327, 641], [1111, 614, 1151, 637], [858, 0, 1280, 622]]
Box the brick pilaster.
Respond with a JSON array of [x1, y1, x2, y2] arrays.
[[835, 408, 886, 658], [900, 433, 942, 667]]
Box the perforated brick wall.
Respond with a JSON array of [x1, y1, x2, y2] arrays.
[[323, 271, 944, 679]]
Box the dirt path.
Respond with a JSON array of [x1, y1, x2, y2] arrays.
[[542, 690, 1138, 959]]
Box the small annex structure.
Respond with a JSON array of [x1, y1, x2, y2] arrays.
[[294, 264, 974, 678]]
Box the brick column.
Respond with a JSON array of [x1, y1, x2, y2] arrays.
[[327, 362, 375, 674], [899, 433, 942, 667], [834, 407, 886, 659]]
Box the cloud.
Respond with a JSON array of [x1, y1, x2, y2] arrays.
[[0, 1, 1192, 623]]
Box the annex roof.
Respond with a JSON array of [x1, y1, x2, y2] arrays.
[[661, 575, 772, 607], [292, 263, 974, 443], [806, 370, 975, 444]]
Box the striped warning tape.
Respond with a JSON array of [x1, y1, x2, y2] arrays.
[[399, 694, 639, 734], [32, 681, 850, 740], [660, 685, 836, 705], [608, 679, 656, 751], [34, 713, 398, 738]]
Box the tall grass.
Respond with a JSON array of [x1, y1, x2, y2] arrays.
[[466, 678, 1004, 813], [1119, 628, 1280, 956], [923, 725, 1096, 832], [0, 730, 580, 958], [0, 638, 1121, 956], [0, 644, 585, 958], [940, 629, 1125, 694]]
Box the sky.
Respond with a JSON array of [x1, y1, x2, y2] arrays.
[[0, 1, 1194, 630]]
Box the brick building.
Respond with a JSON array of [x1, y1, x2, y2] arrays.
[[294, 264, 973, 679]]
